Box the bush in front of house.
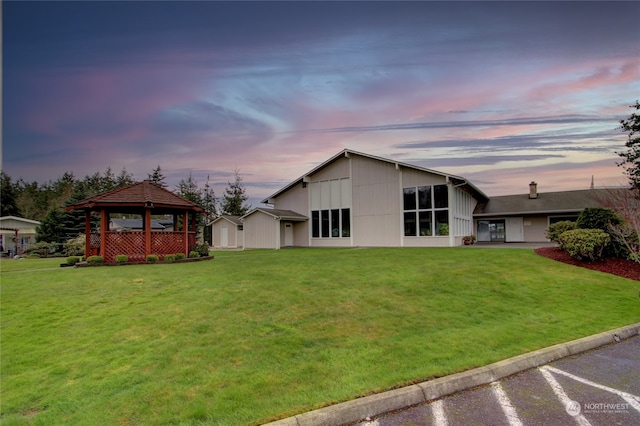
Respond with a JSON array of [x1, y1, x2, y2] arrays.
[[559, 229, 610, 262], [24, 241, 57, 258], [66, 256, 81, 266], [192, 243, 210, 257], [87, 255, 104, 264], [163, 254, 176, 262], [576, 207, 627, 258], [146, 254, 159, 263], [115, 254, 129, 264], [175, 253, 186, 260], [189, 251, 200, 258], [545, 221, 576, 247]]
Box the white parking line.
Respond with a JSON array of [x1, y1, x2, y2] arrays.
[[539, 366, 593, 426], [542, 365, 640, 413], [431, 399, 448, 426], [491, 381, 523, 426]]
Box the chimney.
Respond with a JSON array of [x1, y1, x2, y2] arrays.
[[529, 181, 538, 199]]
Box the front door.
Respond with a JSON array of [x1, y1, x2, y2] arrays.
[[477, 220, 506, 242], [284, 223, 293, 247]]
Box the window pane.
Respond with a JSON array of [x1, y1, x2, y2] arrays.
[[311, 211, 319, 238], [435, 210, 449, 235], [331, 209, 340, 237], [403, 187, 416, 210], [341, 208, 350, 237], [418, 186, 431, 209], [404, 212, 417, 236], [419, 211, 432, 236], [321, 210, 330, 237], [434, 185, 448, 208]]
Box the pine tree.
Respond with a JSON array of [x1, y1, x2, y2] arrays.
[[221, 169, 250, 216], [148, 165, 168, 187], [1, 171, 21, 217], [617, 101, 640, 191]]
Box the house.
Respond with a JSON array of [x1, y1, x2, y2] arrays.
[[0, 216, 42, 256], [473, 182, 628, 243], [242, 149, 487, 249], [211, 215, 244, 248]]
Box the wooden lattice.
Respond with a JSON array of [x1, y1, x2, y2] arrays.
[[92, 231, 196, 263]]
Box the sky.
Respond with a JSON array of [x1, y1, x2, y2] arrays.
[[2, 1, 639, 207]]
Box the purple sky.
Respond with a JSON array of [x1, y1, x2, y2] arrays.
[[3, 1, 639, 206]]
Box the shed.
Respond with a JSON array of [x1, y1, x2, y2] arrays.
[[211, 215, 243, 248], [241, 208, 307, 249]]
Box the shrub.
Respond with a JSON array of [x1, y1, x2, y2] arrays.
[[86, 255, 104, 264], [146, 254, 159, 263], [559, 229, 610, 262], [115, 254, 129, 264], [64, 234, 85, 256], [576, 207, 621, 230], [545, 221, 576, 246], [24, 241, 57, 258], [192, 243, 210, 257], [66, 256, 81, 265], [189, 251, 200, 258], [163, 254, 176, 262], [175, 253, 186, 260]]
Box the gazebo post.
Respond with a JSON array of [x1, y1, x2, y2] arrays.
[[144, 208, 152, 257], [84, 210, 92, 259], [183, 212, 189, 255], [100, 209, 108, 259]]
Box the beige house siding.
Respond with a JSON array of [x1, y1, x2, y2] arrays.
[[270, 183, 310, 247], [212, 218, 243, 248], [523, 216, 551, 242], [243, 212, 278, 249]]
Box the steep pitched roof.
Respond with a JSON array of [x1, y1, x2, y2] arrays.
[[212, 215, 243, 226], [242, 208, 307, 221], [474, 188, 628, 216], [261, 149, 488, 204], [66, 180, 205, 213]]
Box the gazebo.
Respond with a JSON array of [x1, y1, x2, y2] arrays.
[[66, 180, 206, 263]]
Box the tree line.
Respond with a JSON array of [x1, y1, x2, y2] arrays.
[[0, 165, 250, 245]]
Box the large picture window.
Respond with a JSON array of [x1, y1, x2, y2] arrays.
[[311, 208, 350, 238], [403, 184, 448, 236]]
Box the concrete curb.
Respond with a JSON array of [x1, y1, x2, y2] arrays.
[[264, 323, 640, 426]]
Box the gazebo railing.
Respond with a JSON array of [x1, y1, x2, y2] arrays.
[[90, 231, 197, 263]]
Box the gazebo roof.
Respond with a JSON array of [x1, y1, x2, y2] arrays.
[[66, 180, 205, 213]]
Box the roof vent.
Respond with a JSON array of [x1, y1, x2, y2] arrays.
[[529, 181, 538, 199]]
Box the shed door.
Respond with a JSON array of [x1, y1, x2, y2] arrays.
[[221, 225, 229, 247], [505, 217, 524, 242]]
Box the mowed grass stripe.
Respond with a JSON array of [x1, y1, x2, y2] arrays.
[[1, 248, 638, 425]]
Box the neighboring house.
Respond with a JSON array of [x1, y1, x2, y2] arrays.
[[473, 182, 627, 243], [109, 218, 167, 231], [212, 215, 244, 248], [0, 216, 42, 256], [243, 149, 488, 249]]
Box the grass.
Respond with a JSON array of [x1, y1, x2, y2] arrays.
[[1, 248, 639, 425]]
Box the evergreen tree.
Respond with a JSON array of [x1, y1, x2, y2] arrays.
[[148, 165, 168, 187], [0, 171, 21, 217], [617, 101, 640, 191], [221, 169, 250, 216]]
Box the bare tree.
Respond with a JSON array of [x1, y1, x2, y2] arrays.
[[595, 188, 640, 263]]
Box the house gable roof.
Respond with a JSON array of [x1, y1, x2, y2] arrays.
[[241, 208, 307, 222], [66, 180, 205, 213], [261, 149, 488, 204], [474, 188, 628, 216], [0, 216, 42, 227], [212, 215, 243, 226]]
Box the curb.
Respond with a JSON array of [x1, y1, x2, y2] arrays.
[[264, 323, 640, 426]]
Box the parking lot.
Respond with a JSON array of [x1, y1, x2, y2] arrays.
[[358, 335, 640, 425]]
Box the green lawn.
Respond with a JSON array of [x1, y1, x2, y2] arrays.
[[1, 248, 638, 425]]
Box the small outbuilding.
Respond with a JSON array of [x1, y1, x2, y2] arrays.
[[66, 180, 206, 262], [211, 215, 243, 248]]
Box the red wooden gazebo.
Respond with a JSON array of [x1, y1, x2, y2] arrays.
[[66, 180, 206, 263]]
